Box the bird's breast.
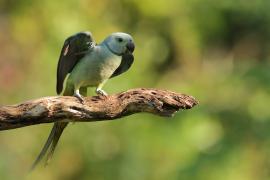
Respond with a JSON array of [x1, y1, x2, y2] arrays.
[[74, 52, 121, 86], [69, 46, 122, 87], [98, 54, 122, 79]]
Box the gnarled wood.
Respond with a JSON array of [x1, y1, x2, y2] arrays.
[[0, 88, 198, 131]]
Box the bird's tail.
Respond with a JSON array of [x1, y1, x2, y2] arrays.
[[30, 122, 68, 171], [30, 84, 87, 171], [30, 83, 76, 171]]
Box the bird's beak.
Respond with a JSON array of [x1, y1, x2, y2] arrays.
[[126, 41, 135, 53]]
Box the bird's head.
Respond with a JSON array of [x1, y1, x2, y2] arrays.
[[103, 32, 135, 55]]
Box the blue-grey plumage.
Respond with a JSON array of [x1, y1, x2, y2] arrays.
[[65, 32, 134, 98], [31, 32, 135, 170], [66, 43, 122, 96]]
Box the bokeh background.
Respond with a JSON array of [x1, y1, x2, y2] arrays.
[[1, 0, 270, 179]]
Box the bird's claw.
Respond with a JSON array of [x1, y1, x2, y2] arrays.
[[74, 93, 85, 104], [96, 89, 108, 97]]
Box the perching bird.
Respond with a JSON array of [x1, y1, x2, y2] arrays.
[[31, 31, 135, 169]]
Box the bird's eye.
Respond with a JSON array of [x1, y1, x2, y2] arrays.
[[117, 37, 123, 42]]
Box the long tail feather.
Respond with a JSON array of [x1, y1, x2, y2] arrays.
[[30, 122, 68, 171], [45, 122, 68, 165], [30, 85, 86, 171], [30, 124, 57, 171]]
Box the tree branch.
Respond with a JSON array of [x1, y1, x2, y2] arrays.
[[0, 88, 198, 131]]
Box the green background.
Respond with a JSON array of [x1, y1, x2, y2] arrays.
[[1, 0, 270, 179]]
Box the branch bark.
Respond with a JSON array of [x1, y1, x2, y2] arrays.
[[0, 88, 198, 131]]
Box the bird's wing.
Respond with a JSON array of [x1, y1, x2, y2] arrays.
[[56, 32, 94, 94], [110, 53, 134, 78]]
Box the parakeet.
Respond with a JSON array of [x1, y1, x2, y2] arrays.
[[31, 31, 135, 169]]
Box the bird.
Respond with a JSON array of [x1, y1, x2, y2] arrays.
[[31, 31, 135, 170]]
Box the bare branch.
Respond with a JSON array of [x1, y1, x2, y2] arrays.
[[0, 88, 198, 131]]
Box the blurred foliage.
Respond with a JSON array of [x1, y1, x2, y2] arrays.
[[1, 0, 270, 179]]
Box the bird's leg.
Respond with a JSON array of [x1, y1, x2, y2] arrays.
[[95, 82, 108, 97], [73, 89, 84, 103], [95, 88, 108, 96]]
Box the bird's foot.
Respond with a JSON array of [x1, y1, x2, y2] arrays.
[[95, 88, 108, 97], [74, 90, 84, 103]]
